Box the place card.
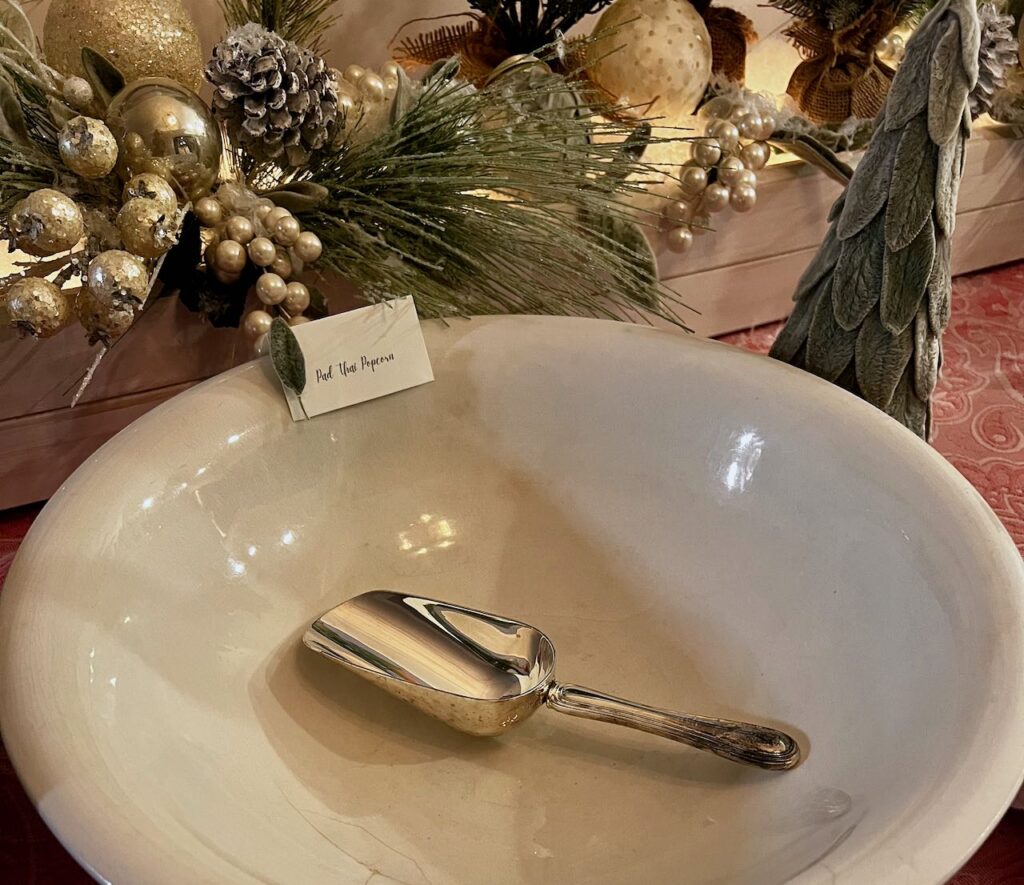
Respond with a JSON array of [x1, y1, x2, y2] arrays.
[[273, 297, 434, 421]]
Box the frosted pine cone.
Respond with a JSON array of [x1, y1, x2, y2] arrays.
[[971, 4, 1019, 118], [205, 24, 339, 168]]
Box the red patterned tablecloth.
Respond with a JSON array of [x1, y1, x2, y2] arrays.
[[1, 264, 1022, 883]]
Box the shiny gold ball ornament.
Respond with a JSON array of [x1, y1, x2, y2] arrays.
[[58, 116, 118, 179], [256, 272, 288, 305], [123, 173, 178, 214], [293, 231, 322, 263], [117, 197, 178, 258], [194, 197, 224, 228], [225, 215, 255, 245], [588, 0, 712, 121], [75, 287, 135, 345], [9, 189, 84, 256], [4, 278, 72, 338], [282, 282, 310, 315], [248, 237, 276, 267], [87, 250, 149, 307], [106, 78, 223, 201], [214, 240, 247, 275], [43, 0, 203, 91]]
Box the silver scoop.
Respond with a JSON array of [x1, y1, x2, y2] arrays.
[[303, 590, 800, 771]]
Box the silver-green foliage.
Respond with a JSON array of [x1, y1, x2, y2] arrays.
[[770, 0, 980, 439]]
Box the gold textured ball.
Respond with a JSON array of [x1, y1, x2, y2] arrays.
[[87, 249, 150, 307], [58, 116, 118, 179], [107, 78, 223, 201], [43, 0, 203, 92], [75, 287, 135, 345], [9, 189, 84, 256], [588, 0, 712, 121], [123, 173, 178, 214], [5, 278, 72, 338], [62, 77, 95, 112], [117, 197, 178, 258]]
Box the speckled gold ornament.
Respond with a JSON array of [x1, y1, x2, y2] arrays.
[[58, 116, 118, 179], [86, 249, 149, 307], [122, 173, 178, 214], [116, 197, 178, 258], [4, 278, 72, 338], [8, 189, 84, 256], [107, 78, 223, 201], [62, 77, 95, 112], [43, 0, 203, 92], [75, 286, 135, 345], [588, 0, 712, 121]]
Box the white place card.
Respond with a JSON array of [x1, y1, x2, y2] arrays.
[[278, 297, 434, 421]]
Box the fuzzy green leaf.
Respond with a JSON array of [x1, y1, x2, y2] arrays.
[[928, 18, 971, 145], [0, 76, 28, 144], [794, 223, 841, 300], [81, 48, 126, 108], [270, 317, 306, 395], [934, 135, 963, 238], [886, 116, 937, 252], [806, 283, 857, 381], [928, 234, 952, 333], [881, 220, 935, 334], [770, 280, 820, 364], [913, 305, 939, 401], [263, 181, 329, 214], [833, 214, 884, 331], [837, 126, 899, 240], [855, 311, 915, 409]]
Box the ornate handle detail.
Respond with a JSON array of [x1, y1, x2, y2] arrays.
[[545, 683, 801, 771]]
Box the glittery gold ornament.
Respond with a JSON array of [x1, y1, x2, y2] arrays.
[[75, 287, 136, 345], [43, 0, 203, 92], [58, 116, 118, 179], [107, 79, 223, 201], [86, 249, 149, 307], [122, 173, 178, 214], [117, 197, 178, 259], [8, 189, 84, 256], [588, 0, 712, 121], [4, 278, 72, 338]]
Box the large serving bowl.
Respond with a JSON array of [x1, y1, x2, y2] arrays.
[[1, 316, 1022, 884]]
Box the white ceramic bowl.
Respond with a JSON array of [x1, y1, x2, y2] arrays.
[[2, 316, 1023, 885]]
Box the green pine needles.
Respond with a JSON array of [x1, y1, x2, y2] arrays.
[[302, 61, 690, 326]]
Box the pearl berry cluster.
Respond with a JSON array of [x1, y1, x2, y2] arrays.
[[194, 182, 323, 351], [663, 95, 775, 255]]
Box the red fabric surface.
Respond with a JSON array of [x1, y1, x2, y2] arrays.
[[1, 265, 1022, 883]]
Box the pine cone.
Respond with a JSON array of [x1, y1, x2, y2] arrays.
[[971, 4, 1018, 118], [205, 23, 339, 168]]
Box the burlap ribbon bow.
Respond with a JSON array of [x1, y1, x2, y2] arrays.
[[786, 8, 898, 123]]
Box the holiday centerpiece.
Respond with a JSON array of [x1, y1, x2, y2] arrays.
[[0, 0, 694, 402]]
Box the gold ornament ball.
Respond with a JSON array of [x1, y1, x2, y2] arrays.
[[243, 309, 274, 338], [117, 197, 177, 258], [5, 278, 71, 338], [123, 173, 178, 214], [679, 165, 708, 198], [248, 237, 276, 267], [283, 281, 310, 315], [270, 249, 293, 279], [717, 156, 746, 187], [692, 139, 722, 168], [663, 199, 692, 225], [666, 226, 694, 254], [293, 231, 322, 263], [730, 183, 757, 213], [76, 287, 135, 345], [701, 182, 731, 214], [264, 207, 291, 230], [43, 0, 203, 92], [272, 215, 301, 246], [226, 215, 255, 245], [256, 272, 288, 305], [214, 239, 247, 275], [107, 78, 223, 201], [288, 315, 311, 327], [9, 189, 84, 256], [194, 197, 224, 228], [588, 0, 711, 121], [62, 77, 95, 113], [58, 116, 118, 179], [740, 141, 769, 171], [87, 250, 149, 307]]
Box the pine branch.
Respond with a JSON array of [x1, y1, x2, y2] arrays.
[[300, 65, 690, 327], [219, 0, 338, 49]]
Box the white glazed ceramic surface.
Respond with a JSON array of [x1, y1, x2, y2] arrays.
[[2, 317, 1023, 885]]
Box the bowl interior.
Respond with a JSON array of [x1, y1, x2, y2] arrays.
[[2, 316, 1022, 885]]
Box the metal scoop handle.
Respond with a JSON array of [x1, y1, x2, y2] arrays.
[[545, 683, 801, 771]]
